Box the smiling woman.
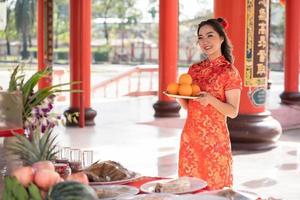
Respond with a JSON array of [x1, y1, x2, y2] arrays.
[[177, 18, 242, 190]]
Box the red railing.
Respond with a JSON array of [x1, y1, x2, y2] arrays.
[[92, 65, 158, 98]]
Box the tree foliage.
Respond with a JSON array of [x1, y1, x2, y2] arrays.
[[0, 0, 18, 55], [92, 0, 141, 45], [53, 0, 69, 47], [14, 0, 36, 59]]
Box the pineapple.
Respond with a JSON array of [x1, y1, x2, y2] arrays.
[[7, 129, 58, 166]]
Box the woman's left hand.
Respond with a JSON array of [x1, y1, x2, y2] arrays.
[[193, 92, 211, 106]]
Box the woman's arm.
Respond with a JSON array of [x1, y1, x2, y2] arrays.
[[195, 89, 241, 118]]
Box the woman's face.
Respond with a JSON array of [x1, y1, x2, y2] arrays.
[[198, 24, 223, 60]]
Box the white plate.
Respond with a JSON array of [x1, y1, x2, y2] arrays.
[[89, 173, 141, 186], [173, 194, 227, 200], [140, 177, 207, 195], [93, 184, 139, 199], [120, 193, 176, 200], [200, 189, 255, 200], [163, 91, 199, 99]]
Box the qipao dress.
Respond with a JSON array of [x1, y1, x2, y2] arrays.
[[178, 55, 242, 190]]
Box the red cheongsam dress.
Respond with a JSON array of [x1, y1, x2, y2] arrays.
[[178, 55, 242, 190]]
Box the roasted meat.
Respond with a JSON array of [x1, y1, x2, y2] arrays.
[[82, 160, 135, 182]]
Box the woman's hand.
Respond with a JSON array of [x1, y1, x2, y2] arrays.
[[193, 89, 241, 118], [193, 92, 212, 106]]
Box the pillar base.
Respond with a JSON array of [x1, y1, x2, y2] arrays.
[[153, 101, 181, 117], [227, 112, 282, 150], [280, 92, 300, 105], [64, 107, 97, 126]]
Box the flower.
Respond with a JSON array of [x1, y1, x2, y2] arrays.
[[7, 64, 80, 137]]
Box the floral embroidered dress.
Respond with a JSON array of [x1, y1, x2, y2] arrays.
[[178, 55, 242, 190]]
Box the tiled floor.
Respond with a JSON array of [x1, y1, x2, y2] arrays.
[[53, 95, 300, 200]]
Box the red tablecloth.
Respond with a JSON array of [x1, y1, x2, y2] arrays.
[[0, 128, 24, 137]]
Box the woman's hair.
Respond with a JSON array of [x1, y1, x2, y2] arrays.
[[197, 18, 233, 64]]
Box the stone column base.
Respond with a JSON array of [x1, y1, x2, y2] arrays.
[[64, 107, 97, 126], [227, 112, 282, 150], [280, 92, 300, 105], [153, 101, 181, 117]]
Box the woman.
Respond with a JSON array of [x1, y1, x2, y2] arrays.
[[177, 18, 242, 190]]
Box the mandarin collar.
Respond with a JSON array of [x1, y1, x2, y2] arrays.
[[204, 55, 228, 67]]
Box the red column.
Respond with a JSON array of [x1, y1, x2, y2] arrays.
[[214, 0, 281, 150], [280, 0, 300, 103], [65, 0, 96, 127], [149, 45, 152, 63], [38, 0, 52, 88], [153, 0, 180, 117], [131, 43, 135, 61], [37, 0, 44, 74]]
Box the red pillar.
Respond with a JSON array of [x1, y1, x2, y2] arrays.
[[64, 0, 96, 127], [131, 43, 135, 61], [153, 0, 180, 117], [215, 0, 281, 150], [280, 0, 300, 103], [149, 45, 152, 63], [38, 0, 52, 88]]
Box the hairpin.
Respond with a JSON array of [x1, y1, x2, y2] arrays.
[[220, 20, 229, 29]]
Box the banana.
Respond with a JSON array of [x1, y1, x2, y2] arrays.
[[14, 181, 29, 200], [3, 176, 14, 200], [2, 188, 12, 200], [28, 183, 43, 200], [4, 176, 14, 189], [3, 176, 44, 200]]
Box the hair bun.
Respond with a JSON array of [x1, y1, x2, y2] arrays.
[[217, 18, 229, 29]]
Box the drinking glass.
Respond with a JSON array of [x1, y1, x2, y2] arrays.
[[297, 145, 300, 172], [82, 150, 93, 168], [62, 147, 71, 160], [69, 148, 82, 172], [54, 145, 63, 160]]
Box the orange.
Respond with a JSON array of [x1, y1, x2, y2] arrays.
[[178, 84, 193, 96], [179, 73, 193, 85], [166, 82, 179, 95], [191, 84, 201, 96]]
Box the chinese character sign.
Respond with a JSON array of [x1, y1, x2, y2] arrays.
[[245, 0, 269, 87]]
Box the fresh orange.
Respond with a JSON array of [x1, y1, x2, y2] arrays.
[[179, 73, 193, 85], [166, 82, 179, 94], [178, 84, 193, 96], [191, 84, 201, 96]]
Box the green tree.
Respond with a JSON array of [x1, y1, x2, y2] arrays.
[[92, 0, 141, 45], [115, 0, 141, 53], [0, 0, 18, 56], [54, 0, 69, 48], [93, 0, 114, 45], [14, 0, 36, 59]]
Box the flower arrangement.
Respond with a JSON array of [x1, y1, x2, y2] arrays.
[[7, 64, 79, 136]]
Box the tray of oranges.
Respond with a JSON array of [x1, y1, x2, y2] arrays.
[[163, 91, 200, 99], [164, 73, 201, 99]]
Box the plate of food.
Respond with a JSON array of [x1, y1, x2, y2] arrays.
[[93, 185, 139, 199], [140, 177, 207, 195], [163, 91, 199, 99], [83, 160, 142, 185], [120, 193, 176, 200], [199, 189, 256, 200]]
